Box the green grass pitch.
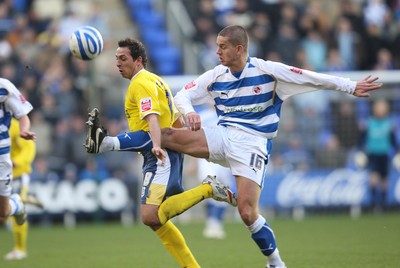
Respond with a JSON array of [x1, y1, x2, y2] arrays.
[[1, 213, 399, 267]]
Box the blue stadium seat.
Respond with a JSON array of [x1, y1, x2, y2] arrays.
[[126, 0, 152, 10], [156, 62, 181, 75], [141, 29, 170, 47], [125, 0, 182, 74], [133, 10, 164, 28], [149, 46, 181, 75]]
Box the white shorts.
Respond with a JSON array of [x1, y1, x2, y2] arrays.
[[0, 153, 13, 196], [203, 126, 272, 187]]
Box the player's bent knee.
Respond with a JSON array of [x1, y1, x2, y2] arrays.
[[161, 127, 174, 138], [141, 214, 161, 228], [238, 206, 258, 226]]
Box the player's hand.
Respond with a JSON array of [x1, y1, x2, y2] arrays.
[[353, 75, 382, 97], [186, 112, 201, 131], [20, 130, 36, 141], [152, 147, 166, 166]]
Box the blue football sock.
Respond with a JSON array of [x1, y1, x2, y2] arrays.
[[117, 131, 153, 151], [248, 215, 276, 256]]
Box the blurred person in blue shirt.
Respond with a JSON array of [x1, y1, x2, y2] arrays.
[[358, 99, 399, 212]]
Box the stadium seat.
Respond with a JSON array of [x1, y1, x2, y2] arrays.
[[126, 0, 152, 10], [141, 29, 170, 47], [125, 0, 182, 74], [149, 46, 181, 75], [133, 10, 164, 29]]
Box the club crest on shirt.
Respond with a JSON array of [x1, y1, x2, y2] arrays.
[[184, 80, 196, 90], [140, 98, 152, 112], [253, 86, 262, 95], [290, 67, 303, 74]]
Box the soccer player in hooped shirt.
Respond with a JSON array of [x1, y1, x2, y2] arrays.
[[168, 25, 381, 267], [0, 78, 35, 230], [86, 38, 236, 268], [4, 118, 36, 260], [85, 26, 382, 267]]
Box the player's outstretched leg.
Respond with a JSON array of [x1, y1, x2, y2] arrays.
[[202, 175, 237, 206], [84, 108, 107, 153]]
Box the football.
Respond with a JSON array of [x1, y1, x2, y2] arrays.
[[69, 26, 104, 60]]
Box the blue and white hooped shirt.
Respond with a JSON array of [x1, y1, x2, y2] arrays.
[[175, 57, 356, 139], [0, 78, 33, 155]]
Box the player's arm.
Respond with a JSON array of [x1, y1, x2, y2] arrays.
[[175, 70, 214, 131], [17, 114, 36, 141], [172, 114, 185, 128], [353, 75, 383, 97], [144, 113, 166, 164], [263, 60, 381, 100]]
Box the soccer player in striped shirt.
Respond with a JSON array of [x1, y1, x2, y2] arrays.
[[86, 26, 382, 267], [4, 118, 37, 260], [0, 78, 35, 232]]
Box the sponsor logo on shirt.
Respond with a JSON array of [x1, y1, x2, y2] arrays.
[[290, 67, 303, 74], [184, 80, 197, 90], [225, 106, 264, 113], [140, 98, 152, 112], [19, 94, 27, 103]]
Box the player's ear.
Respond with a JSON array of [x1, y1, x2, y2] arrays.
[[236, 44, 244, 55]]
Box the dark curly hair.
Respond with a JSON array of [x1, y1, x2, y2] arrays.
[[118, 38, 148, 68]]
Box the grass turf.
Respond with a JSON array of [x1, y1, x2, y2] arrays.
[[1, 213, 399, 268]]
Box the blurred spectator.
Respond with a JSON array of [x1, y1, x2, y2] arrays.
[[57, 7, 86, 54], [272, 22, 300, 66], [0, 61, 18, 84], [326, 48, 348, 72], [315, 134, 347, 169], [249, 12, 272, 57], [301, 30, 327, 71], [281, 135, 314, 171], [373, 48, 395, 70], [333, 16, 359, 70], [31, 155, 60, 183], [358, 99, 399, 212], [297, 106, 325, 152], [79, 157, 110, 182], [38, 94, 59, 125], [19, 73, 41, 109], [223, 0, 254, 28], [66, 114, 89, 170], [192, 0, 219, 44], [30, 111, 53, 156], [0, 32, 12, 59], [0, 2, 14, 36], [55, 75, 80, 117], [6, 13, 29, 48], [198, 33, 220, 70], [332, 101, 360, 150], [363, 0, 390, 29]]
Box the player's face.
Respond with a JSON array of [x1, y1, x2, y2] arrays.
[[115, 47, 141, 79], [216, 35, 241, 68]]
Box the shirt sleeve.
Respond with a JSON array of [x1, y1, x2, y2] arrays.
[[4, 84, 33, 118], [174, 70, 214, 115], [263, 61, 357, 101]]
